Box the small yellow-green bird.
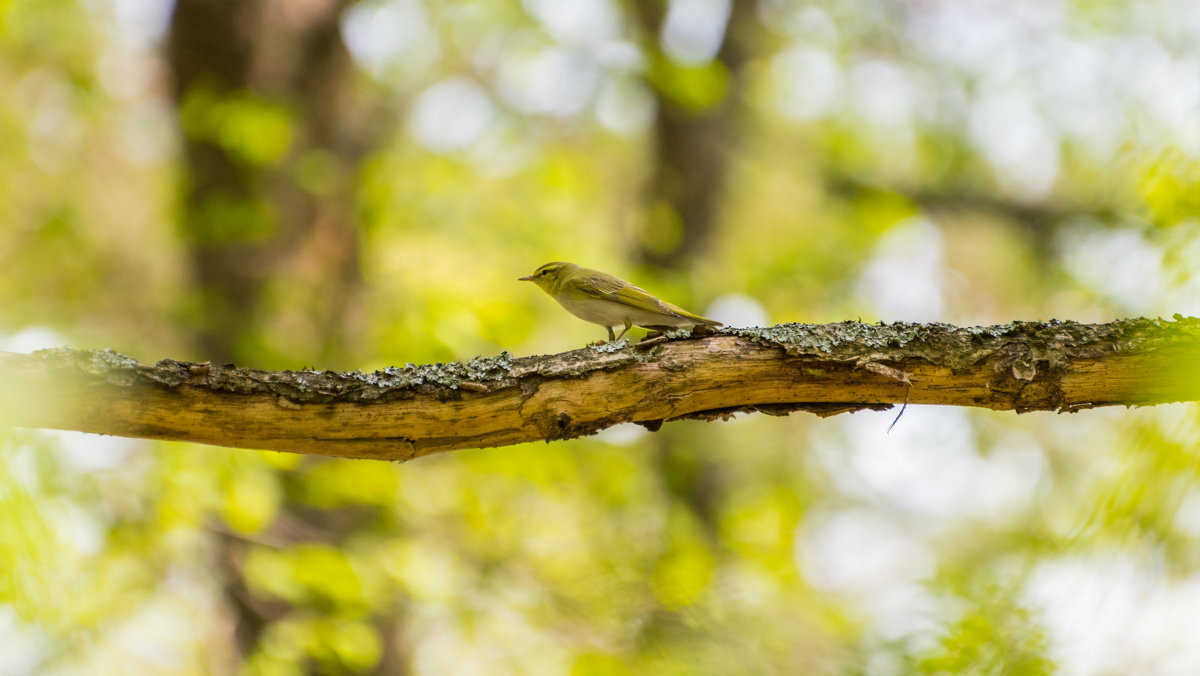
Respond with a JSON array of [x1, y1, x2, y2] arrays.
[[520, 262, 722, 342]]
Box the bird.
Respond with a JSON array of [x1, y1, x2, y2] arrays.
[[520, 262, 722, 342]]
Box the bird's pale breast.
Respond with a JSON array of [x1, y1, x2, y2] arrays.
[[557, 296, 693, 328]]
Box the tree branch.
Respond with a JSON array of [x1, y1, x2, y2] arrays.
[[3, 318, 1198, 461]]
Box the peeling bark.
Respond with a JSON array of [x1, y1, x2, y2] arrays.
[[2, 319, 1198, 461]]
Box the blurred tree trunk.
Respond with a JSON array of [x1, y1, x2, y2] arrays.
[[168, 0, 370, 368], [632, 0, 757, 269], [166, 0, 382, 667], [626, 2, 762, 633], [628, 0, 761, 601]]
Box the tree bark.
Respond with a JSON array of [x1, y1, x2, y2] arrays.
[[3, 318, 1198, 462]]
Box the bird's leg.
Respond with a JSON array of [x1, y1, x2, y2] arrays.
[[607, 326, 616, 342], [614, 318, 633, 342]]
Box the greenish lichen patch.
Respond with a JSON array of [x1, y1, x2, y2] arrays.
[[358, 351, 516, 390], [587, 339, 629, 354], [727, 321, 971, 354], [725, 321, 995, 371], [29, 347, 524, 402], [36, 347, 139, 371], [518, 343, 646, 379], [722, 317, 1200, 373], [35, 347, 175, 387]]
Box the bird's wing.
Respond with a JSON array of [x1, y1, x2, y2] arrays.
[[572, 273, 672, 315], [572, 272, 722, 325]]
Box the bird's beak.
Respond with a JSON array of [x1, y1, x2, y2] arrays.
[[518, 275, 534, 281]]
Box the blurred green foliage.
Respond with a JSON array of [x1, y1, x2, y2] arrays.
[[180, 89, 294, 170], [2, 0, 1200, 674], [918, 596, 1054, 676], [648, 56, 730, 112]]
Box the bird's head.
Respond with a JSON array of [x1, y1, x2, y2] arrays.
[[519, 262, 578, 294]]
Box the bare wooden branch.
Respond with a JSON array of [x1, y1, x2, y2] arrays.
[[2, 319, 1198, 461]]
